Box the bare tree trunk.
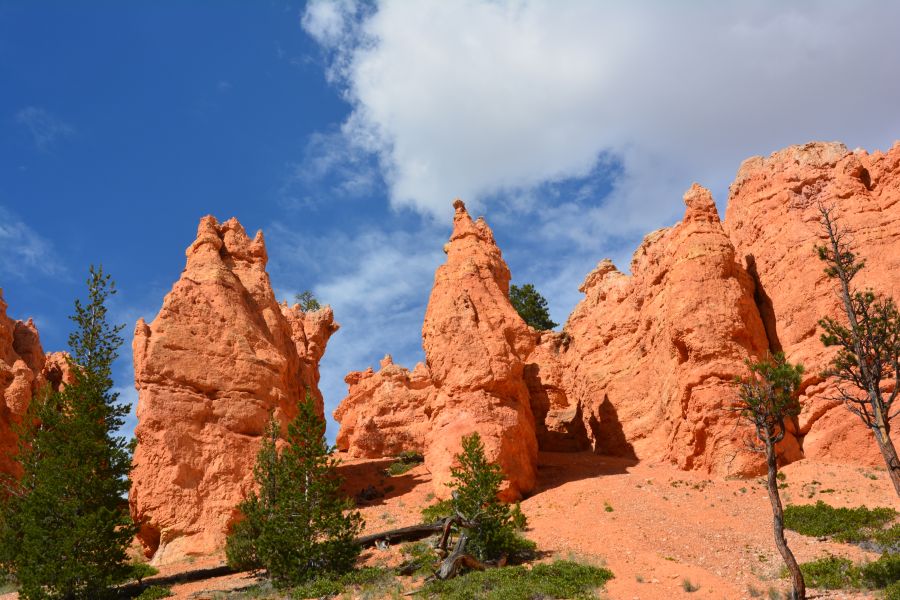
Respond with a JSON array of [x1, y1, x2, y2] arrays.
[[766, 443, 805, 600], [873, 420, 900, 496]]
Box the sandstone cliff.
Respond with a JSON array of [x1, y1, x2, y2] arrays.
[[130, 216, 338, 564], [725, 141, 900, 464]]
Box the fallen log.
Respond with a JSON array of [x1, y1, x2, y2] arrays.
[[356, 522, 446, 548]]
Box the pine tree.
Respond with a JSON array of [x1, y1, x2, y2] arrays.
[[509, 283, 557, 331], [734, 353, 806, 600], [0, 266, 136, 599], [225, 393, 362, 588], [816, 204, 900, 496], [449, 433, 533, 562]]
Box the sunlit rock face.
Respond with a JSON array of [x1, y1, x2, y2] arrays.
[[130, 216, 337, 564], [725, 141, 900, 464]]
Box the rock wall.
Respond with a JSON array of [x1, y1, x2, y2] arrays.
[[335, 140, 900, 491], [725, 141, 900, 464], [130, 216, 338, 564]]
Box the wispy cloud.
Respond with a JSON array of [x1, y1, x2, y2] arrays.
[[15, 106, 74, 150], [0, 205, 64, 279]]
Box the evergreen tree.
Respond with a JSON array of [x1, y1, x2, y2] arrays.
[[449, 433, 533, 562], [225, 393, 362, 588], [0, 266, 136, 599], [294, 290, 321, 312], [734, 352, 806, 600], [509, 283, 557, 331], [816, 204, 900, 496]]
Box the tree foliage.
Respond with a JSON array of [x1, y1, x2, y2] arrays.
[[509, 284, 557, 331], [226, 393, 363, 587], [734, 352, 806, 600], [449, 433, 534, 562], [816, 204, 900, 496], [294, 290, 322, 312], [0, 266, 136, 599]]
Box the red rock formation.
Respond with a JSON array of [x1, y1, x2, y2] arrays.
[[0, 290, 46, 477], [334, 355, 433, 458], [532, 184, 798, 475], [333, 201, 538, 499], [130, 216, 338, 564], [725, 141, 900, 464], [423, 200, 538, 500]]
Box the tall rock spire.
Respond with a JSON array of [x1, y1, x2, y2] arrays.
[[130, 216, 338, 564]]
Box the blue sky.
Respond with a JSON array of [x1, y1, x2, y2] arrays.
[[2, 1, 900, 440]]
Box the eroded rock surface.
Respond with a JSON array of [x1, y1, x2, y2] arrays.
[[725, 141, 900, 463], [0, 290, 46, 477], [130, 216, 338, 564]]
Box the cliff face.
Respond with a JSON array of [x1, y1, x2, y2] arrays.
[[532, 184, 799, 475], [130, 216, 338, 564], [725, 141, 900, 463], [335, 140, 900, 492]]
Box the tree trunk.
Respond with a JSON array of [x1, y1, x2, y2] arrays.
[[356, 522, 446, 548], [872, 422, 900, 496], [766, 442, 805, 600]]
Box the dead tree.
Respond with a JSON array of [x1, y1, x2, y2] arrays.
[[817, 204, 900, 496]]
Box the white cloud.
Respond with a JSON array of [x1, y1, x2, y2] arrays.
[[15, 106, 74, 150], [303, 0, 900, 239], [0, 206, 64, 279], [267, 221, 445, 432]]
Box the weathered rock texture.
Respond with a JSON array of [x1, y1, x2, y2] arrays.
[[533, 184, 799, 475], [334, 355, 433, 458], [0, 290, 46, 477], [422, 200, 538, 499], [335, 201, 538, 500], [725, 141, 900, 464], [130, 216, 338, 564], [336, 140, 900, 488]]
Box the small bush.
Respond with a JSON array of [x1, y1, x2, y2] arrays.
[[135, 586, 172, 600], [128, 562, 159, 584], [794, 556, 860, 589], [885, 580, 900, 600], [385, 451, 424, 476], [510, 503, 528, 531], [682, 578, 700, 592], [783, 501, 896, 543], [291, 567, 399, 599], [400, 541, 440, 576], [861, 553, 900, 589], [415, 559, 613, 599]]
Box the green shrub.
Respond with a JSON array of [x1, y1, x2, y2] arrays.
[[385, 451, 424, 476], [400, 541, 440, 576], [128, 562, 159, 584], [510, 283, 557, 330], [225, 394, 363, 588], [783, 501, 896, 543], [135, 586, 172, 600], [789, 556, 859, 589], [861, 553, 900, 588], [872, 524, 900, 553], [291, 567, 398, 599], [510, 503, 528, 531], [416, 559, 613, 599], [884, 580, 900, 600]]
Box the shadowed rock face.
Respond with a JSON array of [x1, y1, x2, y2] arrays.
[[725, 141, 900, 463], [130, 216, 338, 564]]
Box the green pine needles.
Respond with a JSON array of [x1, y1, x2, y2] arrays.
[[225, 393, 363, 588], [449, 433, 535, 562], [509, 283, 557, 331], [0, 266, 136, 599]]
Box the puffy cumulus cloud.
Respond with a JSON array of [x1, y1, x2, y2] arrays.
[[303, 0, 900, 238]]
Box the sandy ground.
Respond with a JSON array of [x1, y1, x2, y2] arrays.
[[2, 452, 895, 599]]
